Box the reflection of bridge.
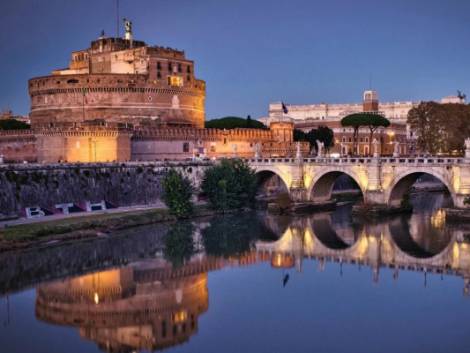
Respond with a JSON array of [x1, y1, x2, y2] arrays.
[[249, 156, 470, 207], [256, 213, 470, 293]]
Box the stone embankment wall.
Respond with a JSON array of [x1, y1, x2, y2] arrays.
[[0, 161, 211, 216]]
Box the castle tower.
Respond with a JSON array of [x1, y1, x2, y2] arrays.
[[363, 90, 379, 112]]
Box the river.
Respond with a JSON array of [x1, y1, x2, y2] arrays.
[[1, 192, 470, 353]]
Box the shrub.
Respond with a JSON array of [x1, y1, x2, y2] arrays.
[[201, 159, 257, 211], [162, 169, 194, 218]]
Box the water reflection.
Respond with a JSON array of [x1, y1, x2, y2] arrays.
[[36, 264, 209, 352], [2, 192, 470, 353]]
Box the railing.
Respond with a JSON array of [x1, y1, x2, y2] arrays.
[[246, 156, 465, 165], [0, 159, 215, 171]]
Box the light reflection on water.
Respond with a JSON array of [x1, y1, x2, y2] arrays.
[[1, 192, 470, 353]]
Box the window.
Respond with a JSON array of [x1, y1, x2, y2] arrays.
[[183, 142, 190, 152], [342, 137, 346, 143], [348, 137, 352, 142], [157, 72, 161, 79], [178, 63, 182, 72], [157, 62, 161, 70], [187, 66, 191, 74], [168, 62, 172, 71], [168, 75, 184, 87]]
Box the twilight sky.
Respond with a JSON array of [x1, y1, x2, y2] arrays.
[[0, 0, 469, 119]]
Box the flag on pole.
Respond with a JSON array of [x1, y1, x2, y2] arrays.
[[281, 102, 289, 114]]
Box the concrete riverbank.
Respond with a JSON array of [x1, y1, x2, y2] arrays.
[[0, 204, 221, 253]]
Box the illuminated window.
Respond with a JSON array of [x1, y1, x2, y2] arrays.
[[168, 76, 184, 87]]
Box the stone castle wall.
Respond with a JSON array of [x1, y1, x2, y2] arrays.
[[0, 162, 211, 216], [29, 73, 205, 128], [0, 130, 37, 163]]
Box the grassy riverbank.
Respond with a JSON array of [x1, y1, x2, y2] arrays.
[[0, 205, 217, 251]]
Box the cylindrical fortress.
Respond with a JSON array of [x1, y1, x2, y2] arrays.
[[29, 36, 206, 128]]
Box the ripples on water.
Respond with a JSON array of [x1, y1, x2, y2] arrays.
[[1, 192, 470, 353]]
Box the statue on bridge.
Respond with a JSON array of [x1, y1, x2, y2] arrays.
[[254, 142, 262, 159], [316, 140, 325, 157], [373, 138, 380, 158], [465, 138, 470, 159], [295, 142, 303, 160], [393, 141, 400, 157]]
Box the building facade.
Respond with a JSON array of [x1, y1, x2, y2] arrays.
[[261, 90, 465, 156]]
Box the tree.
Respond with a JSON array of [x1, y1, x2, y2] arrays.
[[341, 113, 389, 155], [0, 119, 30, 130], [205, 116, 266, 129], [246, 115, 253, 128], [407, 102, 470, 154], [294, 127, 334, 153], [364, 114, 390, 155], [201, 159, 257, 211], [293, 129, 308, 142], [307, 126, 335, 152], [162, 169, 194, 218]]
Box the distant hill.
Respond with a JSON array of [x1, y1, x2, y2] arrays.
[[205, 116, 266, 129]]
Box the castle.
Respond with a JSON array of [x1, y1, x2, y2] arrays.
[[0, 21, 303, 164]]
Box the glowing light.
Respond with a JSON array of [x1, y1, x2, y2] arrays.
[[430, 209, 446, 229], [94, 292, 99, 305], [173, 310, 188, 323]]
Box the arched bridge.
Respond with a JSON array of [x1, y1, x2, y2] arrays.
[[248, 156, 470, 208]]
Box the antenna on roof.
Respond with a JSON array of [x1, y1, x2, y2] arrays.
[[116, 0, 120, 37]]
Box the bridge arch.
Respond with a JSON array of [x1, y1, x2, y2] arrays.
[[307, 169, 365, 203], [386, 169, 455, 207], [254, 167, 291, 199]]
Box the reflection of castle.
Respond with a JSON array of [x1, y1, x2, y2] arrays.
[[36, 264, 208, 352], [0, 21, 307, 163]]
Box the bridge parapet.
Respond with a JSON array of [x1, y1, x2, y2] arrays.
[[248, 156, 470, 208]]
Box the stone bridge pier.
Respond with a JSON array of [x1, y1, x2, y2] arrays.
[[249, 156, 470, 210]]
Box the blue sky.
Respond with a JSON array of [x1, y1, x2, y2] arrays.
[[0, 0, 469, 119]]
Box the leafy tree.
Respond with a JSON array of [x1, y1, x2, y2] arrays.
[[205, 116, 266, 129], [407, 102, 470, 154], [307, 126, 335, 152], [162, 169, 194, 218], [364, 114, 390, 155], [341, 113, 389, 155], [246, 115, 253, 128], [0, 119, 30, 130], [293, 129, 308, 142], [164, 222, 195, 267], [293, 127, 334, 153], [201, 159, 257, 211]]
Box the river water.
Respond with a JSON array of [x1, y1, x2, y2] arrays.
[[1, 192, 470, 353]]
